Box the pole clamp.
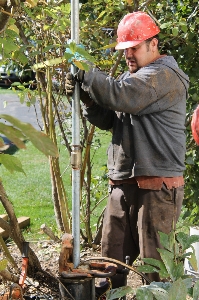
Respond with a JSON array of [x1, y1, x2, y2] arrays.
[[71, 145, 82, 169]]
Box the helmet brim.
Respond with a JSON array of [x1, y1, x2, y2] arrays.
[[115, 40, 143, 50]]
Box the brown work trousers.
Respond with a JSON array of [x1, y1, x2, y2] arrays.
[[101, 183, 184, 288]]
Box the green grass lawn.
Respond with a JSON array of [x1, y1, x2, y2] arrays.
[[0, 126, 111, 241], [0, 142, 56, 240]]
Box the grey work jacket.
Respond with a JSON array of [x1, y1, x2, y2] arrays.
[[81, 56, 190, 180]]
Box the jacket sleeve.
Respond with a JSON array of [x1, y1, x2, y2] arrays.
[[81, 64, 188, 115], [83, 101, 115, 130]]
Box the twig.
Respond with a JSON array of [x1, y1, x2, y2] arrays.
[[0, 217, 10, 233], [139, 0, 153, 10], [133, 0, 139, 11], [0, 235, 18, 270], [0, 270, 19, 283], [92, 222, 103, 248], [144, 7, 161, 26], [40, 224, 60, 242], [0, 8, 12, 16], [109, 50, 124, 77], [187, 4, 199, 21], [90, 195, 108, 214]]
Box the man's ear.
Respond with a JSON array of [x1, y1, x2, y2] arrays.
[[151, 38, 159, 51]]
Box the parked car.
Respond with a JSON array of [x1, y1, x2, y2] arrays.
[[0, 65, 20, 88], [0, 65, 36, 89]]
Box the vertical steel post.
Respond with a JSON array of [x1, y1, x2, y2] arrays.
[[70, 0, 81, 268]]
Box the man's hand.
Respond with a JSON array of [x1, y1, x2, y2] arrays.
[[65, 70, 85, 96], [65, 72, 94, 107], [65, 72, 76, 96]]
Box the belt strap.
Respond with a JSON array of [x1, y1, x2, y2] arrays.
[[109, 176, 184, 190], [109, 178, 137, 185]]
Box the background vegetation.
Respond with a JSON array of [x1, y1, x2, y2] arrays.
[[0, 0, 199, 242], [0, 1, 199, 298]]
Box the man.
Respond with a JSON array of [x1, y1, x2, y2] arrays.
[[191, 105, 199, 145], [65, 11, 189, 287]]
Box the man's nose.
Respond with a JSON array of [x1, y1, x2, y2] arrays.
[[125, 48, 134, 58]]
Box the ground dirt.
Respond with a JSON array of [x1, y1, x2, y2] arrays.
[[0, 239, 143, 299]]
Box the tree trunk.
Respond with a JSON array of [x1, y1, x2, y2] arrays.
[[0, 181, 41, 275], [49, 158, 64, 231]]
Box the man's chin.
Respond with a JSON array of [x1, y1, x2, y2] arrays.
[[129, 66, 138, 73]]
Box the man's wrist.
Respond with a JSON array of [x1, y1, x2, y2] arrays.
[[85, 100, 94, 108]]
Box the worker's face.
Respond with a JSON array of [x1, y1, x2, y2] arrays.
[[125, 39, 157, 73]]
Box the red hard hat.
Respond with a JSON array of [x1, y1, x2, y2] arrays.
[[115, 11, 160, 50], [191, 105, 199, 145]]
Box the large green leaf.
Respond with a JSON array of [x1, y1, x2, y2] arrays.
[[168, 278, 187, 300], [140, 257, 169, 279], [182, 278, 193, 290], [73, 60, 90, 71], [149, 282, 172, 292], [75, 46, 96, 63], [190, 250, 198, 271], [0, 37, 19, 53], [97, 42, 117, 50], [193, 280, 199, 300], [157, 249, 175, 280], [0, 115, 58, 157], [69, 41, 77, 54], [188, 235, 199, 246], [141, 258, 169, 279], [12, 50, 29, 65], [172, 261, 184, 281], [177, 232, 199, 252], [0, 259, 8, 271], [106, 286, 133, 299], [137, 264, 159, 274], [159, 231, 175, 252], [142, 258, 164, 269], [172, 27, 179, 36], [0, 123, 26, 149], [136, 287, 154, 300], [147, 286, 169, 300], [33, 57, 68, 70], [0, 154, 25, 174], [158, 266, 170, 280]]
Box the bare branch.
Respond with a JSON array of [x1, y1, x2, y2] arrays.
[[15, 20, 30, 46], [0, 270, 19, 283], [0, 235, 18, 270], [109, 50, 124, 77], [133, 0, 139, 11], [139, 0, 153, 10], [40, 224, 60, 242], [0, 217, 10, 232], [0, 181, 42, 275], [144, 7, 161, 26]]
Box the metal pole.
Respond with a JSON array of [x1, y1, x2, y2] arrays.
[[70, 0, 81, 268]]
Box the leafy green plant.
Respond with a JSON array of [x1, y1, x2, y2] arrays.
[[134, 279, 199, 300], [105, 229, 199, 299], [137, 230, 199, 280], [134, 230, 199, 299]]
